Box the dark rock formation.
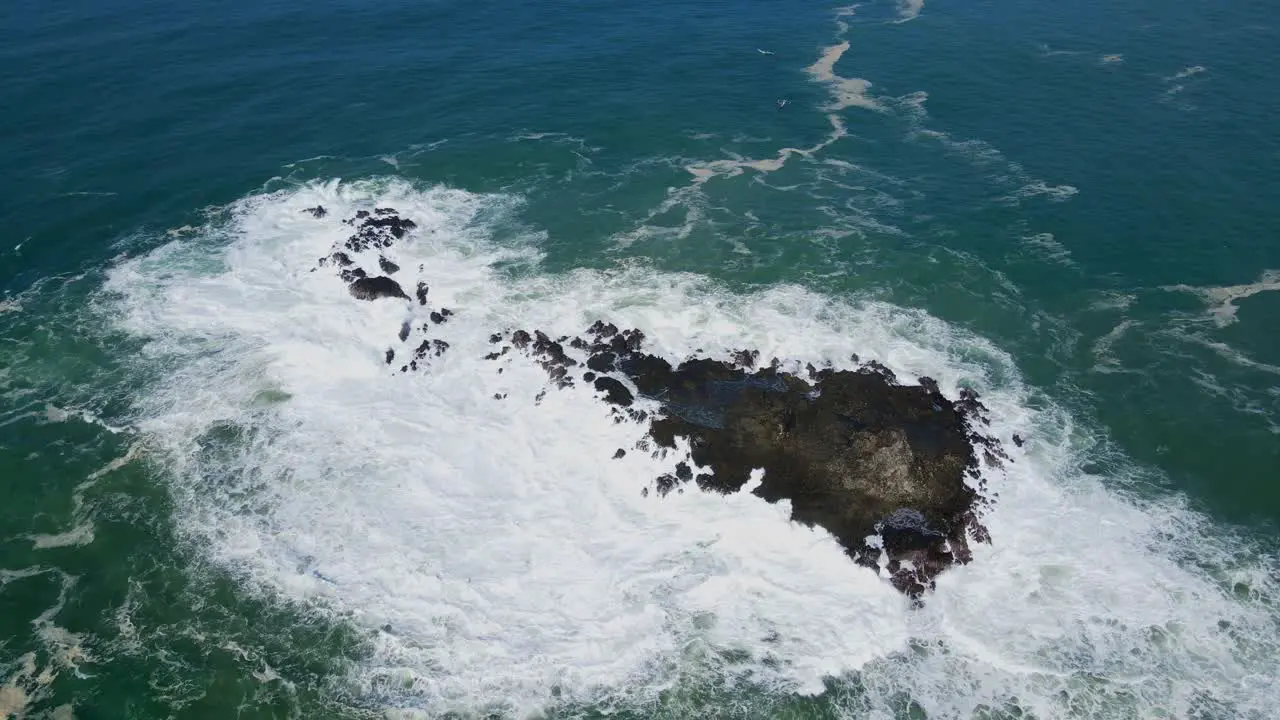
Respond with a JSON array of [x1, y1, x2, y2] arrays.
[[488, 320, 1003, 598], [528, 331, 577, 388], [593, 376, 633, 406], [343, 212, 417, 252], [313, 209, 423, 303], [309, 205, 1004, 599], [349, 276, 409, 301]]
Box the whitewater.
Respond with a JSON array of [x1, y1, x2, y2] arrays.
[[93, 178, 1280, 718]]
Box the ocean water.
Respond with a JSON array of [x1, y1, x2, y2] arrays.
[[2, 0, 1279, 717]]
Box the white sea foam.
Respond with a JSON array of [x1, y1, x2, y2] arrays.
[[1038, 47, 1123, 65], [0, 567, 84, 717], [611, 181, 707, 247], [833, 3, 858, 34], [282, 155, 339, 169], [39, 404, 130, 434], [28, 443, 143, 550], [1019, 232, 1075, 267], [29, 521, 96, 551], [1160, 66, 1209, 107], [674, 11, 874, 189], [1185, 336, 1280, 377], [1088, 291, 1136, 312], [912, 129, 1079, 205], [1166, 269, 1280, 327], [1004, 181, 1079, 204], [895, 0, 924, 22], [1091, 319, 1140, 374], [0, 654, 36, 718], [807, 42, 882, 112], [1038, 45, 1083, 57], [165, 225, 199, 238], [507, 131, 597, 154], [680, 33, 866, 186], [684, 115, 849, 184], [100, 179, 1280, 718], [1168, 65, 1207, 81]]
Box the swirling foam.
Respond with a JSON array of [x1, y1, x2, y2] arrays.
[[1166, 269, 1280, 328], [100, 179, 1280, 718]]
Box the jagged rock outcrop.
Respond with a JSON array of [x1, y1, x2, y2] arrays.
[[490, 320, 1002, 596], [308, 205, 1008, 598]]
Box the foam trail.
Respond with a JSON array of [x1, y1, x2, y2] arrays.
[[1185, 336, 1280, 376], [1090, 319, 1139, 374], [895, 0, 924, 22], [101, 179, 1280, 718], [1165, 269, 1280, 327], [685, 114, 848, 184], [833, 4, 858, 35], [28, 443, 143, 550], [1168, 65, 1207, 81], [0, 567, 83, 716], [611, 180, 707, 247], [911, 128, 1079, 205], [1019, 232, 1075, 267], [1003, 180, 1079, 203], [677, 9, 875, 186], [1038, 44, 1084, 58], [807, 42, 882, 112], [1160, 66, 1209, 106]]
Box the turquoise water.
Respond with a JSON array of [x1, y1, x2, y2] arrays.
[[2, 0, 1279, 717]]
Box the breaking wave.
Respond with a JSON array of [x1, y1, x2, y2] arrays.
[[97, 178, 1280, 718]]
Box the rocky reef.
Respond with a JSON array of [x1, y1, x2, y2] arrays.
[[307, 204, 1009, 598]]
